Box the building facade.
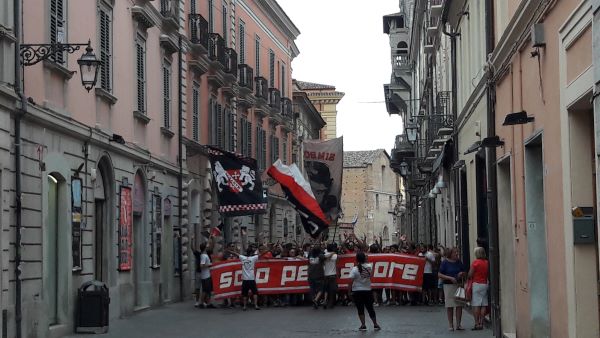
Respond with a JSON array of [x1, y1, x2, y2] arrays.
[[341, 150, 401, 245], [295, 80, 344, 141], [0, 0, 309, 337], [389, 0, 600, 337]]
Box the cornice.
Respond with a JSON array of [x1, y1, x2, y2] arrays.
[[256, 0, 301, 39]]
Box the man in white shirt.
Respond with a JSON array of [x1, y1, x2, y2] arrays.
[[323, 243, 338, 309], [193, 238, 215, 309], [423, 244, 437, 305], [228, 247, 260, 311]]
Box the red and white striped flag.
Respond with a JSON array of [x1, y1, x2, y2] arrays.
[[267, 160, 329, 238]]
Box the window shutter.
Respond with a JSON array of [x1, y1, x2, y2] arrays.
[[192, 82, 199, 141], [247, 120, 252, 157], [222, 5, 228, 45], [163, 61, 171, 128], [136, 39, 146, 112], [99, 9, 111, 91], [210, 99, 216, 145], [282, 137, 287, 164], [191, 0, 196, 14], [281, 64, 286, 96], [50, 0, 65, 63], [217, 104, 224, 148], [255, 126, 260, 168], [269, 50, 275, 87], [262, 130, 267, 169], [229, 110, 235, 152], [208, 0, 214, 32], [239, 21, 245, 64], [255, 36, 260, 75]]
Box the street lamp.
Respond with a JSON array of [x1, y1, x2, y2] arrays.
[[77, 43, 101, 92], [20, 40, 101, 91], [435, 175, 447, 189], [399, 161, 409, 177], [405, 117, 419, 144]]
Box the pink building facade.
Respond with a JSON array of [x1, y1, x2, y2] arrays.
[[0, 0, 302, 336]]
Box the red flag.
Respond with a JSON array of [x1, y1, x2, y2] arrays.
[[267, 160, 329, 238]]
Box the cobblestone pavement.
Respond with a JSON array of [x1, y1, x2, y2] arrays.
[[68, 301, 493, 338]]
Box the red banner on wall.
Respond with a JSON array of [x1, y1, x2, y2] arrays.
[[118, 186, 133, 271], [211, 254, 425, 300]]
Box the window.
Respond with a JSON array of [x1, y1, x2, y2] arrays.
[[270, 134, 279, 164], [222, 3, 228, 45], [239, 117, 252, 157], [98, 3, 112, 91], [208, 0, 214, 32], [192, 81, 200, 141], [162, 59, 171, 129], [282, 135, 287, 164], [210, 100, 224, 148], [256, 125, 266, 170], [280, 63, 286, 96], [269, 50, 275, 87], [135, 34, 146, 113], [376, 194, 379, 210], [239, 20, 245, 63], [224, 107, 235, 152], [151, 194, 162, 268], [49, 0, 66, 63], [255, 35, 261, 75]]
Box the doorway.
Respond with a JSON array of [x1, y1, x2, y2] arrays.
[[46, 174, 60, 325], [497, 157, 516, 335], [459, 168, 471, 262], [133, 170, 148, 308], [524, 135, 549, 337]]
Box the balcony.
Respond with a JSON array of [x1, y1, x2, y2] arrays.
[[384, 84, 407, 115], [224, 48, 238, 82], [393, 52, 410, 71], [208, 33, 226, 69], [281, 97, 293, 117], [430, 0, 444, 17], [427, 16, 439, 37], [160, 0, 178, 29], [269, 88, 281, 113], [238, 64, 254, 96], [424, 36, 435, 54], [255, 77, 268, 102], [189, 14, 209, 53], [392, 134, 415, 161]]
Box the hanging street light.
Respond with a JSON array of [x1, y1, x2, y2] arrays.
[[435, 175, 447, 189], [77, 41, 101, 92], [405, 117, 419, 144], [432, 186, 441, 194], [399, 161, 409, 177]]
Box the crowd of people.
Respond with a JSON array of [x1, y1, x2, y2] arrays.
[[192, 232, 490, 332]]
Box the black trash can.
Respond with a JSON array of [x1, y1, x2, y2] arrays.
[[75, 280, 110, 334]]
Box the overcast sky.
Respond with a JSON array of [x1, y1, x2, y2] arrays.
[[277, 0, 403, 153]]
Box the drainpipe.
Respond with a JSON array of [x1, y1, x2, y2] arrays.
[[442, 3, 459, 250], [484, 0, 501, 336], [177, 34, 184, 301], [13, 0, 25, 337]]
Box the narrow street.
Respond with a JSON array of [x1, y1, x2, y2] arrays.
[[68, 302, 491, 338]]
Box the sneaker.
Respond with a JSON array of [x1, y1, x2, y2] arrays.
[[358, 325, 367, 331], [254, 306, 261, 310], [206, 304, 216, 309], [313, 300, 319, 309], [374, 325, 381, 331], [242, 306, 247, 311], [194, 302, 201, 308]]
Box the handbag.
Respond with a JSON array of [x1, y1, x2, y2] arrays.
[[465, 279, 473, 301], [454, 285, 468, 303]]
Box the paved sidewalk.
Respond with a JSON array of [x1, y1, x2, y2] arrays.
[[67, 301, 492, 338]]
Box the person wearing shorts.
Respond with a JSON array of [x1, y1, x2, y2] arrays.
[[228, 247, 260, 311]]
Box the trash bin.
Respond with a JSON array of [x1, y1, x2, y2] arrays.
[[75, 280, 110, 334]]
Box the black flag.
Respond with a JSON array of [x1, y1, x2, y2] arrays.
[[207, 146, 267, 216]]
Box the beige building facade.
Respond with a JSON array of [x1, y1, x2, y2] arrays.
[[295, 80, 344, 140], [341, 150, 401, 246]]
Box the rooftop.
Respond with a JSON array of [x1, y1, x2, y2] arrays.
[[295, 80, 336, 91], [344, 149, 387, 168]]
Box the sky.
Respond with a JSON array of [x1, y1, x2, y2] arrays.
[[277, 0, 403, 153]]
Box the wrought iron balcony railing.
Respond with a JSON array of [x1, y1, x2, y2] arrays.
[[255, 76, 268, 100], [269, 88, 281, 112], [160, 0, 177, 19], [189, 14, 209, 49], [224, 48, 238, 75], [392, 134, 415, 160], [238, 64, 254, 90], [208, 33, 226, 67], [281, 97, 293, 117]]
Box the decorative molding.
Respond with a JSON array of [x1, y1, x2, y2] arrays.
[[43, 60, 75, 80], [160, 34, 179, 55], [95, 88, 118, 105], [161, 127, 175, 138], [133, 110, 151, 124], [237, 0, 292, 57], [131, 5, 157, 30]]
